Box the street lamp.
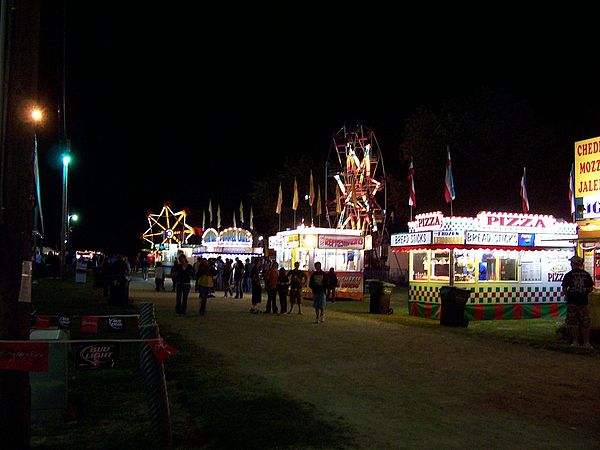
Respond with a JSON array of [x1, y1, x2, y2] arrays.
[[67, 213, 78, 254], [60, 153, 71, 279], [31, 107, 44, 251]]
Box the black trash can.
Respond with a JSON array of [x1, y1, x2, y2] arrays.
[[93, 267, 103, 288], [109, 277, 130, 306], [440, 286, 470, 327], [369, 280, 393, 314]]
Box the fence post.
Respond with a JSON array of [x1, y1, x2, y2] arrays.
[[139, 302, 155, 326], [139, 323, 172, 449]]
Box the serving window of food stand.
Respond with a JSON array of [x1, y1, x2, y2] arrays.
[[392, 211, 577, 321]]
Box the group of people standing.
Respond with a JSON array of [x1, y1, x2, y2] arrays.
[[250, 260, 338, 324], [158, 251, 339, 323]]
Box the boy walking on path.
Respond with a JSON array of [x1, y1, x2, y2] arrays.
[[562, 255, 594, 349], [309, 262, 329, 324]]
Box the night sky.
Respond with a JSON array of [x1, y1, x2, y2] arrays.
[[34, 4, 600, 255]]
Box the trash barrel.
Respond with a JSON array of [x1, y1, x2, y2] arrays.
[[369, 280, 394, 314], [440, 286, 470, 327], [93, 267, 103, 288], [109, 277, 130, 306]]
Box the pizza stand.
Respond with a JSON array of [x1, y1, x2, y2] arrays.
[[269, 226, 369, 299], [391, 211, 577, 320]]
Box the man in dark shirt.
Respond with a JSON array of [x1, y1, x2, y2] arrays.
[[309, 262, 329, 324], [561, 255, 594, 349]]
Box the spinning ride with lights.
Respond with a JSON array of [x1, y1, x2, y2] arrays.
[[326, 124, 387, 248], [142, 203, 195, 249]]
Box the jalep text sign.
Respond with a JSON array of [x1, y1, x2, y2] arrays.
[[575, 136, 600, 199]]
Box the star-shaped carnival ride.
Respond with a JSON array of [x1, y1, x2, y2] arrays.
[[142, 203, 194, 249]]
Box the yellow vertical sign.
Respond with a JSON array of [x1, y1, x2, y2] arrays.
[[575, 136, 600, 198]]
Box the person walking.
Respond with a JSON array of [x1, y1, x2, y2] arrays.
[[309, 261, 328, 323], [222, 259, 233, 297], [277, 267, 290, 314], [141, 256, 150, 281], [170, 258, 179, 292], [250, 258, 263, 314], [175, 254, 194, 315], [326, 267, 338, 303], [562, 255, 594, 349], [287, 262, 306, 315], [234, 259, 245, 299], [154, 262, 166, 292], [264, 261, 279, 314], [197, 258, 217, 316]]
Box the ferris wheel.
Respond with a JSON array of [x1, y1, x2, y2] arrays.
[[142, 203, 195, 249], [326, 124, 387, 249]]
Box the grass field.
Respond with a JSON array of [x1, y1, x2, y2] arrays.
[[29, 275, 600, 449]]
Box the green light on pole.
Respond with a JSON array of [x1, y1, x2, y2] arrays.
[[62, 154, 71, 165], [70, 214, 78, 222]]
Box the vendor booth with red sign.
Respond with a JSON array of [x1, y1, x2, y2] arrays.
[[269, 227, 368, 299], [391, 211, 577, 320]]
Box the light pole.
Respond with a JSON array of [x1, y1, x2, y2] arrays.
[[67, 213, 78, 249], [31, 107, 44, 252], [60, 153, 71, 279]]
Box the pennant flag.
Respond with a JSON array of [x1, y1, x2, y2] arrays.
[[149, 339, 178, 362], [444, 147, 455, 203], [351, 178, 358, 207], [407, 159, 416, 207], [240, 201, 244, 224], [569, 163, 576, 216], [217, 205, 221, 229], [520, 167, 530, 213], [292, 177, 299, 211], [316, 185, 322, 215], [233, 211, 237, 228], [0, 342, 49, 372], [336, 186, 341, 214], [202, 209, 206, 230], [208, 199, 213, 224], [309, 170, 315, 206], [249, 206, 254, 229], [276, 183, 283, 214]]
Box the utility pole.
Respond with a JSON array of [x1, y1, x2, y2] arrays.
[[0, 1, 42, 448]]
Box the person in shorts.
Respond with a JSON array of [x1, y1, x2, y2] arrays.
[[309, 262, 329, 324], [287, 262, 306, 314], [561, 255, 594, 349]]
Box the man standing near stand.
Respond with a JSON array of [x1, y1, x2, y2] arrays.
[[562, 255, 594, 349], [309, 262, 329, 324]]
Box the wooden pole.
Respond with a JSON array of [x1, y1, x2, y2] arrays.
[[0, 1, 41, 447]]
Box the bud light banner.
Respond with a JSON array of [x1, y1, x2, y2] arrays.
[[76, 343, 119, 369]]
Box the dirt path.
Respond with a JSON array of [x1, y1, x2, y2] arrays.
[[130, 278, 600, 449]]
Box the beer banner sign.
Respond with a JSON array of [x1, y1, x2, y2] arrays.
[[81, 316, 100, 334], [35, 315, 51, 329], [76, 343, 119, 369], [58, 315, 71, 329], [108, 317, 124, 331], [0, 342, 49, 372]]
